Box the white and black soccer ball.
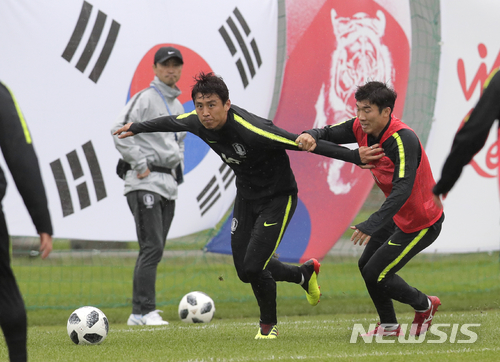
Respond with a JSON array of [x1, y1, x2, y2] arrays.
[[67, 306, 109, 345], [178, 291, 215, 323]]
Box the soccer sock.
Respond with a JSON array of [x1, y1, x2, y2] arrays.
[[299, 274, 305, 286], [299, 262, 312, 285], [260, 323, 275, 335], [415, 298, 431, 313]]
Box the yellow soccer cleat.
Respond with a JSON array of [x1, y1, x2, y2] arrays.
[[300, 258, 321, 306], [255, 325, 278, 339]]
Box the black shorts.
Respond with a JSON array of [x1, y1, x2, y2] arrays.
[[230, 193, 297, 280], [359, 213, 445, 284]]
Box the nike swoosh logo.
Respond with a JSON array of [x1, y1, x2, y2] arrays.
[[423, 306, 434, 324], [388, 241, 401, 246], [207, 140, 217, 143], [264, 222, 278, 227]]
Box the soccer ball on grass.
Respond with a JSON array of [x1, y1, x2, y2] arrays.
[[178, 291, 215, 323], [67, 306, 109, 345]]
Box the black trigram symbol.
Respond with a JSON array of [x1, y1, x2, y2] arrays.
[[50, 141, 106, 217], [219, 7, 262, 88], [196, 163, 235, 216], [61, 1, 120, 83]]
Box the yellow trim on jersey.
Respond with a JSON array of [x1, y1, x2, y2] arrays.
[[377, 228, 429, 282], [264, 195, 293, 269], [176, 110, 196, 119], [5, 84, 32, 144], [233, 114, 298, 147], [463, 68, 498, 125], [392, 132, 405, 178], [327, 117, 356, 128], [328, 120, 347, 128], [484, 67, 499, 89]]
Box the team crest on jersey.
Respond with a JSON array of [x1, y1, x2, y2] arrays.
[[232, 143, 247, 156], [143, 193, 155, 209], [231, 217, 238, 233], [222, 153, 241, 164]]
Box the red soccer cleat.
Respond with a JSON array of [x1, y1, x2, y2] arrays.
[[411, 296, 441, 336]]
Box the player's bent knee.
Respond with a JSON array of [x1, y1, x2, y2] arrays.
[[236, 270, 250, 283], [360, 267, 379, 285]]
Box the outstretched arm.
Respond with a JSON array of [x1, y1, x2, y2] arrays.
[[231, 106, 367, 165], [113, 122, 135, 138], [296, 133, 384, 167], [114, 112, 198, 140]]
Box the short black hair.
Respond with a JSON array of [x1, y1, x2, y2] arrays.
[[355, 81, 397, 115], [191, 72, 229, 105]]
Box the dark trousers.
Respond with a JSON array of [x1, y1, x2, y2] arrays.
[[127, 190, 175, 315], [0, 206, 27, 362], [358, 213, 444, 324], [231, 193, 302, 325]]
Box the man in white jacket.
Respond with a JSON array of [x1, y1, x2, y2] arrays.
[[111, 46, 186, 325]]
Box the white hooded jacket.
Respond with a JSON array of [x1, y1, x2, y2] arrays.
[[111, 76, 186, 200]]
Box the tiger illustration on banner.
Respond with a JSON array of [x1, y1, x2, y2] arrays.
[[270, 0, 410, 262], [314, 9, 395, 195]]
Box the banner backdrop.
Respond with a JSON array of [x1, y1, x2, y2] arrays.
[[276, 0, 410, 262], [2, 0, 499, 257], [0, 0, 277, 240], [207, 0, 411, 262], [426, 0, 500, 252]]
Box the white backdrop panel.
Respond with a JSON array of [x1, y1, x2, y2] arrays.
[[0, 0, 277, 240], [426, 0, 500, 252]]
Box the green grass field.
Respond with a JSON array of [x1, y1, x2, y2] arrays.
[[3, 310, 500, 361], [0, 248, 498, 361], [13, 250, 500, 314]]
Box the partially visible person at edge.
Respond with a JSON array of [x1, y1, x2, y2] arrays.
[[433, 67, 500, 207], [111, 46, 186, 326], [297, 81, 444, 337], [0, 81, 53, 362], [114, 72, 383, 339]]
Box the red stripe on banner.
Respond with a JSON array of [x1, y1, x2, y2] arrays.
[[274, 0, 410, 262]]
